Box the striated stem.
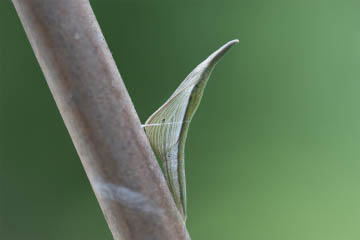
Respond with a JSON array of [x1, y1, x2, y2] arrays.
[[12, 0, 190, 239]]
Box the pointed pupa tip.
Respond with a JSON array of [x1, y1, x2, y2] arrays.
[[229, 39, 240, 45], [205, 39, 239, 66], [221, 39, 239, 49], [220, 39, 239, 51]]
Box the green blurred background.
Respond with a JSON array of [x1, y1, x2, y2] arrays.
[[2, 0, 360, 239]]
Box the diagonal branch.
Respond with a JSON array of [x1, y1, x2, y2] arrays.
[[12, 0, 190, 239]]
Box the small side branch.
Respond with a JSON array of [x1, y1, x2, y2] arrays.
[[12, 0, 190, 239]]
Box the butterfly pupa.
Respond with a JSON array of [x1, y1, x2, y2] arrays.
[[144, 39, 239, 221]]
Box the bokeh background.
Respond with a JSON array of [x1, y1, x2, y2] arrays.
[[2, 0, 360, 239]]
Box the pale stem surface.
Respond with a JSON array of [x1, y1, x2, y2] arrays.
[[11, 0, 190, 239]]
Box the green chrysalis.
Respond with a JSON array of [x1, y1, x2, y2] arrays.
[[144, 39, 239, 221]]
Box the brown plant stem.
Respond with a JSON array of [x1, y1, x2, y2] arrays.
[[12, 0, 190, 239]]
